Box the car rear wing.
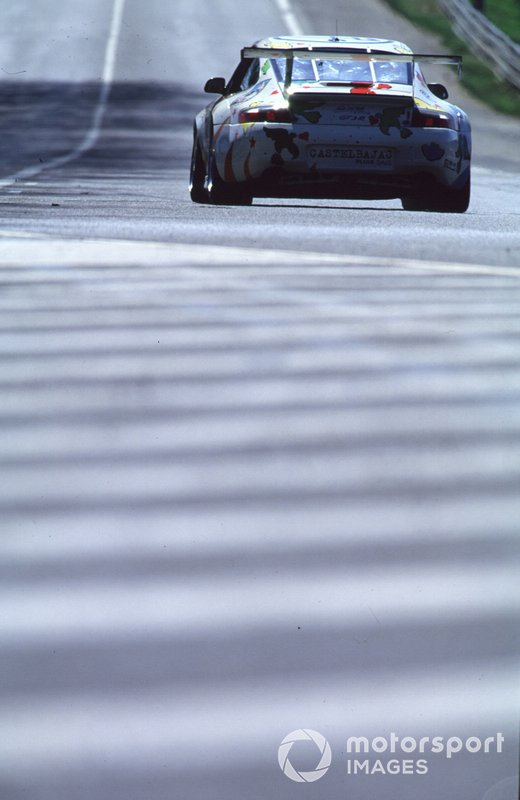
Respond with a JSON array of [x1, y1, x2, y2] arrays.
[[241, 47, 463, 88]]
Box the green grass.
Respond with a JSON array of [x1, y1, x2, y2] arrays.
[[384, 0, 520, 116], [484, 0, 520, 43]]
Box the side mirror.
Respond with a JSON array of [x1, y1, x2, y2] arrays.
[[204, 77, 227, 95], [428, 83, 449, 100]]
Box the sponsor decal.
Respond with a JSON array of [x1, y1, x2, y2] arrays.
[[369, 106, 409, 136], [455, 133, 471, 172], [308, 146, 394, 168], [291, 99, 323, 124], [308, 146, 392, 162], [224, 140, 236, 182], [241, 79, 270, 102], [264, 127, 300, 163], [339, 114, 370, 122]]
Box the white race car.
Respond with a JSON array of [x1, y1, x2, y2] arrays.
[[190, 35, 471, 212]]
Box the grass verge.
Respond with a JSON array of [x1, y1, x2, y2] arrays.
[[485, 0, 520, 44], [384, 0, 520, 116]]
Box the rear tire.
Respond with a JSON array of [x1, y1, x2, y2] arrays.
[[189, 139, 208, 204], [207, 155, 252, 206], [438, 172, 471, 213], [402, 172, 470, 213]]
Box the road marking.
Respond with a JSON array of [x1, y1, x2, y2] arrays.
[[82, 0, 126, 152], [0, 234, 519, 279], [0, 0, 126, 189], [272, 0, 304, 36]]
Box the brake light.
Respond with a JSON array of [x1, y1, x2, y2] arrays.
[[411, 107, 456, 129], [238, 107, 293, 123]]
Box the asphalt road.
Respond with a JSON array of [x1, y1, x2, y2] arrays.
[[0, 2, 519, 800]]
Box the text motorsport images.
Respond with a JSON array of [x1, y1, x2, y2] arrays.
[[277, 729, 506, 782]]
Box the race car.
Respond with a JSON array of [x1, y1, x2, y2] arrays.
[[190, 35, 471, 212]]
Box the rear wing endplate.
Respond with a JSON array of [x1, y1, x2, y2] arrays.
[[241, 47, 463, 86]]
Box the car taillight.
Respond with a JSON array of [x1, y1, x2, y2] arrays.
[[238, 107, 293, 123], [411, 107, 456, 129]]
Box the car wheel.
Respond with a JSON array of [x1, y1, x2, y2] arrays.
[[189, 139, 209, 204], [402, 172, 470, 214], [436, 172, 471, 213], [207, 154, 253, 206], [401, 193, 427, 212]]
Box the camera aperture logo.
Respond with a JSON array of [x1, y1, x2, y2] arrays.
[[278, 730, 505, 782], [278, 729, 332, 783]]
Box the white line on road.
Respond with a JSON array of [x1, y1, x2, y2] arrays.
[[0, 0, 126, 190], [272, 0, 304, 36]]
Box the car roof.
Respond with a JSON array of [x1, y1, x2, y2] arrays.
[[252, 35, 413, 55]]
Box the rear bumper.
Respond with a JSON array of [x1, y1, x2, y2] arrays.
[[244, 168, 427, 200], [215, 122, 471, 197]]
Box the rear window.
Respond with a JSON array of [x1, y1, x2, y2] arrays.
[[273, 57, 411, 85]]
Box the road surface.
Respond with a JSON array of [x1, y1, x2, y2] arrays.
[[0, 2, 519, 799]]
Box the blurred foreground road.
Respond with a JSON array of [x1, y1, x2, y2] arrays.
[[0, 1, 519, 799]]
